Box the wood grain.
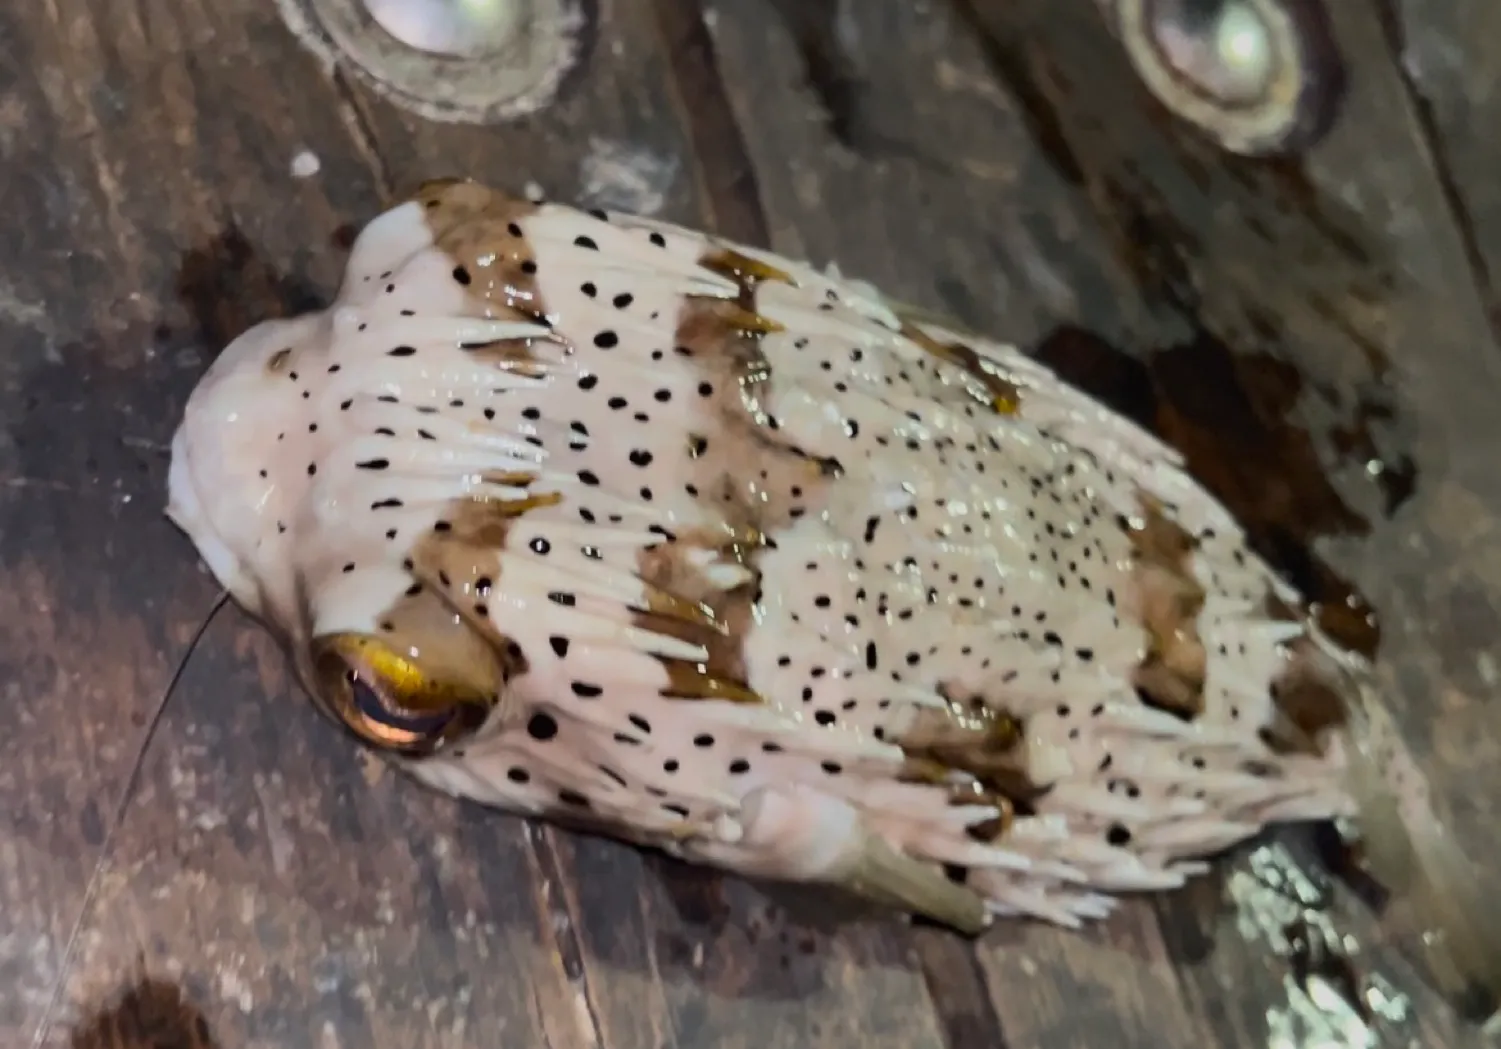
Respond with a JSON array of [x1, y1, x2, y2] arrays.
[[955, 4, 1501, 1046], [2, 0, 1498, 1047], [1379, 0, 1501, 331], [695, 5, 1223, 1047]]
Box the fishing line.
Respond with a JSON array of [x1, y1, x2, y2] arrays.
[[28, 588, 230, 1049]]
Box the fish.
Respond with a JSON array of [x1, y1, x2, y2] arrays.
[[165, 179, 1494, 1001]]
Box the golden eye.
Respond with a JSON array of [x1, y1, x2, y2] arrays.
[[311, 633, 495, 754]]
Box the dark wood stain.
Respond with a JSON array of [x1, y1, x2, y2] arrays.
[[3, 1, 1499, 1048], [67, 977, 220, 1049], [1034, 324, 1386, 659]]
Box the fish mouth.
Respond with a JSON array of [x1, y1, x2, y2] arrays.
[[164, 421, 250, 605]]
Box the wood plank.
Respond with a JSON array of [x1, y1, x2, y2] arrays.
[[0, 1, 381, 1043], [957, 2, 1501, 1046], [0, 0, 958, 1047], [699, 3, 1233, 1048], [8, 0, 1498, 1047], [331, 1, 955, 1046], [1, 2, 711, 1047], [1382, 0, 1501, 327]]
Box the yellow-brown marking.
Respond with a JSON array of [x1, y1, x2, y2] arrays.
[[669, 292, 839, 533], [1261, 590, 1351, 755], [900, 322, 1022, 415], [1254, 588, 1362, 750], [305, 491, 554, 755], [949, 781, 1018, 843], [623, 263, 843, 707], [699, 248, 794, 289], [897, 697, 1045, 810], [700, 247, 794, 315], [634, 527, 764, 703], [1125, 494, 1209, 719], [657, 658, 762, 704], [1262, 650, 1348, 755], [413, 178, 549, 324], [1124, 494, 1354, 746]]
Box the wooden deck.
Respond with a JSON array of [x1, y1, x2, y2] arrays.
[[3, 2, 1498, 1047]]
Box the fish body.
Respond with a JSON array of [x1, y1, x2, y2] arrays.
[[168, 179, 1377, 932]]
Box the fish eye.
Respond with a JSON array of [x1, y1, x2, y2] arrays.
[[311, 634, 494, 755], [345, 667, 457, 739]]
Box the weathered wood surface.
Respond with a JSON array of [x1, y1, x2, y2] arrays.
[[0, 1, 1496, 1048]]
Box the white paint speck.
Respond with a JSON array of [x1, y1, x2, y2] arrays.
[[252, 771, 296, 875], [290, 149, 322, 179], [578, 137, 678, 217], [0, 927, 60, 1009], [193, 806, 228, 831], [1477, 652, 1498, 687], [218, 966, 254, 1013]]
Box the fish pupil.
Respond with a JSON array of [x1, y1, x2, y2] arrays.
[[346, 669, 453, 735]]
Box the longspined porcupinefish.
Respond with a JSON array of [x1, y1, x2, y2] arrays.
[[164, 180, 1493, 1000]]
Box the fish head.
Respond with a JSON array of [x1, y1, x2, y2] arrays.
[[166, 310, 514, 757], [166, 313, 325, 623], [164, 196, 530, 758]]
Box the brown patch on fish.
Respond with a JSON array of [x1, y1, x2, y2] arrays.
[[303, 492, 560, 750], [949, 780, 1019, 842], [1312, 592, 1381, 661], [632, 528, 766, 706], [620, 274, 848, 707], [1124, 495, 1209, 719], [635, 526, 762, 689], [657, 658, 762, 703], [671, 277, 841, 536], [900, 322, 1022, 415], [396, 494, 558, 684], [463, 339, 550, 379], [897, 695, 1046, 810], [375, 577, 520, 686], [1267, 584, 1380, 664], [1124, 498, 1351, 751], [264, 346, 292, 374], [306, 497, 525, 754], [415, 178, 549, 323], [1250, 590, 1351, 755], [1263, 634, 1351, 756]]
